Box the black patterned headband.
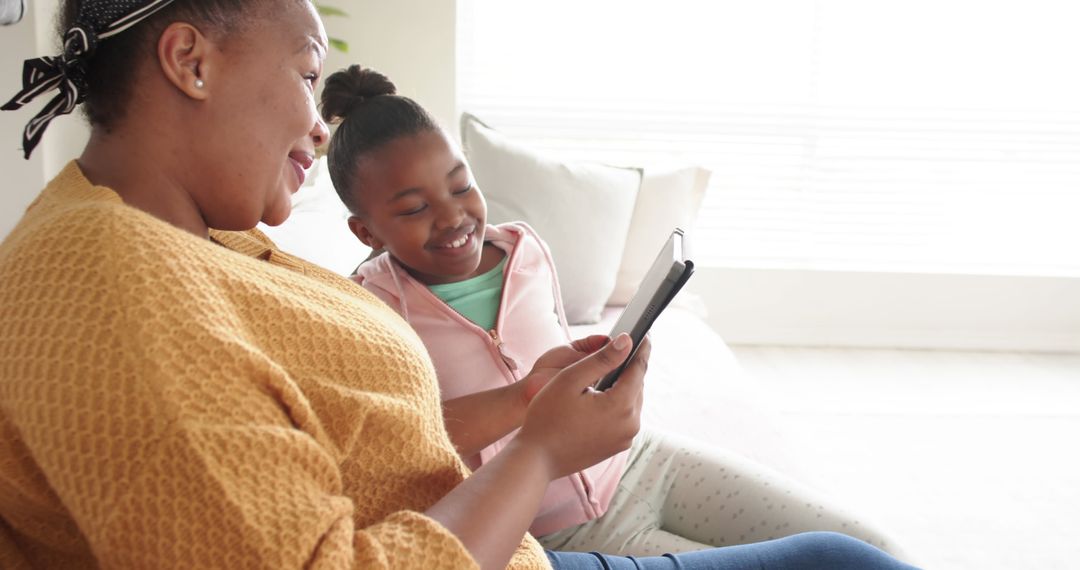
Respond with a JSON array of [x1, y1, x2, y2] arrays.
[[1, 0, 176, 159]]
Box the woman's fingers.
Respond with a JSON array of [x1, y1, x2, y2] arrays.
[[598, 335, 648, 437], [607, 335, 650, 396], [516, 334, 648, 479], [559, 333, 632, 392], [568, 334, 611, 354], [532, 336, 606, 372]]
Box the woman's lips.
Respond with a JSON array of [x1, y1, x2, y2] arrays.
[[288, 157, 305, 188], [287, 152, 314, 190]]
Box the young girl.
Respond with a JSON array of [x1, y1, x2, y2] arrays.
[[321, 65, 911, 561]]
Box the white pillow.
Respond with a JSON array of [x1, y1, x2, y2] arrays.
[[460, 113, 640, 324], [257, 156, 372, 276], [607, 165, 711, 306]]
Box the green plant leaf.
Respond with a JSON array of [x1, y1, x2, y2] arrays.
[[316, 5, 348, 18], [313, 3, 349, 52], [328, 38, 349, 53]]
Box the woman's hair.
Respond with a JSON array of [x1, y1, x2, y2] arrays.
[[58, 0, 256, 128], [320, 64, 440, 215]]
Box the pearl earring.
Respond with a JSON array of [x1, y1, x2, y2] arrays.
[[194, 79, 204, 89]]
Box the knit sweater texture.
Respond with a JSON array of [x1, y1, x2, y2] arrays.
[[0, 162, 549, 569]]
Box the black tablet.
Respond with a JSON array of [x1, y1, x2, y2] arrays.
[[593, 229, 694, 391]]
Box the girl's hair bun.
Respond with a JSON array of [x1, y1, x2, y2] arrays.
[[320, 64, 397, 124]]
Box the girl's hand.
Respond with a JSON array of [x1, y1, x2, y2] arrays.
[[442, 336, 615, 458], [514, 333, 650, 481], [519, 334, 611, 403]]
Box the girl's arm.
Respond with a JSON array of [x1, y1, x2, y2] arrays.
[[441, 385, 529, 458], [426, 334, 649, 570], [441, 335, 615, 458]]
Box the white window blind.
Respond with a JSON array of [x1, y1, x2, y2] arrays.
[[458, 0, 1080, 276]]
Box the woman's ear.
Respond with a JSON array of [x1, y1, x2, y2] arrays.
[[348, 216, 384, 250], [157, 22, 212, 100]]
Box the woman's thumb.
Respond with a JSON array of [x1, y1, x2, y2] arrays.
[[562, 333, 632, 390]]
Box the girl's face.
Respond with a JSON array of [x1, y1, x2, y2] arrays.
[[191, 0, 329, 230], [348, 129, 489, 285]]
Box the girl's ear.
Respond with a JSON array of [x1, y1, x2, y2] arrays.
[[348, 216, 384, 250]]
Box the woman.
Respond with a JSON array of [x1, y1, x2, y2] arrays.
[[0, 1, 918, 569]]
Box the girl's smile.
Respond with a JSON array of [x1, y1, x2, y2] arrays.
[[430, 225, 477, 252], [347, 129, 502, 285]]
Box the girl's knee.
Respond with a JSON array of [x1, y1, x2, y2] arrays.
[[785, 531, 914, 569]]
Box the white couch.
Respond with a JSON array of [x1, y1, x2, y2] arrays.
[[258, 153, 806, 481]]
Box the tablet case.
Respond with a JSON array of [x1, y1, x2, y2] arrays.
[[594, 229, 694, 391]]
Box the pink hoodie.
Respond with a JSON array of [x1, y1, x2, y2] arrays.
[[353, 222, 628, 536]]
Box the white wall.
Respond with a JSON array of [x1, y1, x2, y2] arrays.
[[320, 0, 457, 134]]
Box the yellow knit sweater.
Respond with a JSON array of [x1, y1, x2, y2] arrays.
[[0, 163, 549, 569]]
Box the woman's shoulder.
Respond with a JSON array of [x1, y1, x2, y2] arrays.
[[6, 192, 126, 271], [0, 175, 269, 324], [4, 163, 189, 261], [2, 192, 200, 286]]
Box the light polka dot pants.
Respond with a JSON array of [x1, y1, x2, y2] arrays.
[[539, 429, 909, 561]]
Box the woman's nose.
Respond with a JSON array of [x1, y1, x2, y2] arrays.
[[311, 115, 330, 148]]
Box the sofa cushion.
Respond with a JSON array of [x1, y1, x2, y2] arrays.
[[609, 165, 710, 305], [461, 113, 640, 324]]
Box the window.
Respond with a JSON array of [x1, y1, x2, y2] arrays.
[[458, 0, 1080, 277]]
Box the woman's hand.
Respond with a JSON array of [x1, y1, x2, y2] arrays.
[[515, 333, 650, 481], [425, 333, 650, 569]]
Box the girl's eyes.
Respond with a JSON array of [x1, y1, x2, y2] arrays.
[[396, 185, 472, 216]]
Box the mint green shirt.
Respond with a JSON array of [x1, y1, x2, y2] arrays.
[[428, 257, 506, 331]]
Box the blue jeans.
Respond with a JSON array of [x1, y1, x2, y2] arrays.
[[546, 532, 920, 570]]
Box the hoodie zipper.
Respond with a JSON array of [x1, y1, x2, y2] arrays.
[[487, 234, 524, 376], [397, 233, 525, 379], [488, 329, 519, 372]]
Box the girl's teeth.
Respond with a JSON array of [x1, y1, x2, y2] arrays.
[[444, 235, 468, 248]]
